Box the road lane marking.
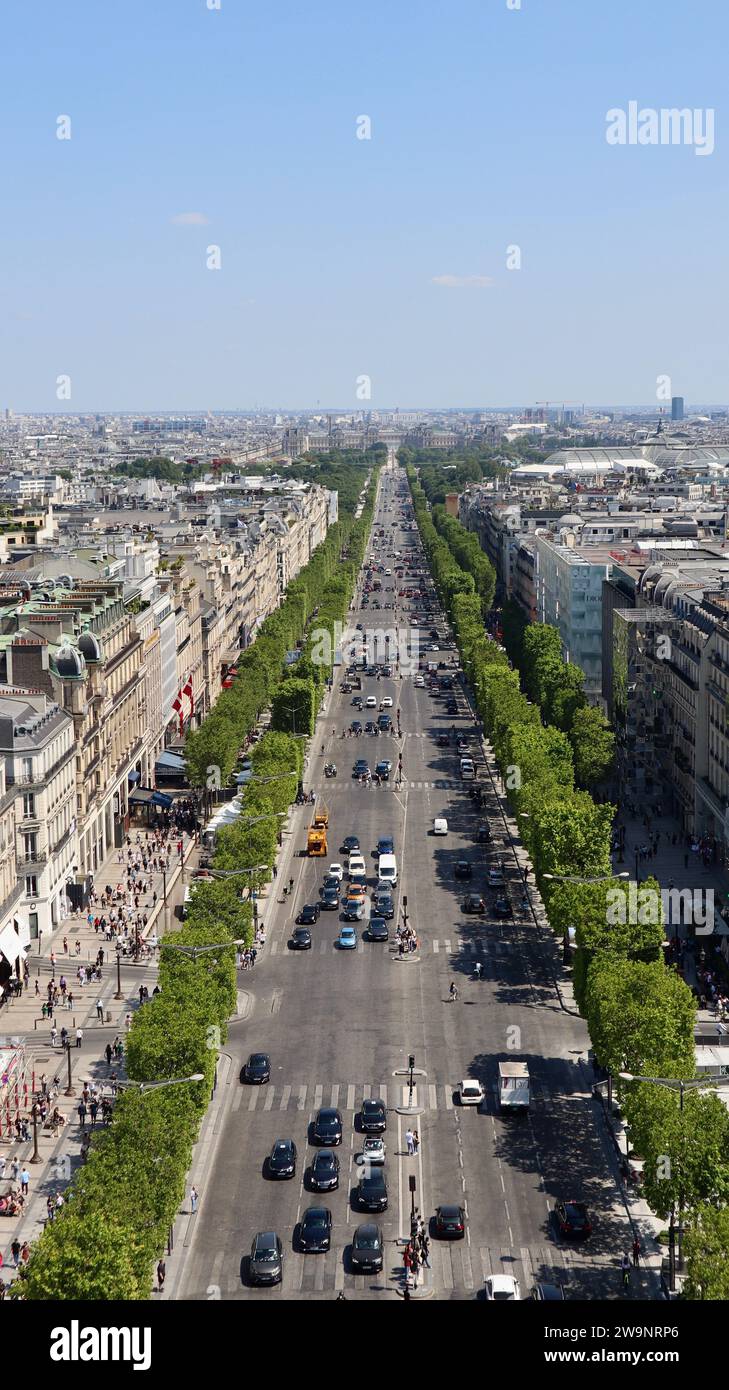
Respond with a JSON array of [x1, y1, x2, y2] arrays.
[[444, 939, 451, 953], [296, 1084, 307, 1111], [248, 1089, 260, 1111], [330, 1084, 339, 1108], [263, 1086, 275, 1111], [363, 1083, 371, 1100], [432, 939, 439, 953], [346, 1084, 355, 1111], [443, 1087, 453, 1110], [334, 1259, 345, 1290], [429, 1084, 437, 1111], [441, 1246, 454, 1290], [379, 1083, 387, 1107], [232, 1087, 243, 1112], [279, 1085, 291, 1111], [313, 1084, 323, 1110]]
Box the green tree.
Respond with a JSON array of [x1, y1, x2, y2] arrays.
[[684, 1204, 729, 1299], [570, 705, 615, 787]]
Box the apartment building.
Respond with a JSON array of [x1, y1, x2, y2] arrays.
[[534, 534, 614, 702], [0, 693, 77, 938], [0, 760, 25, 987]]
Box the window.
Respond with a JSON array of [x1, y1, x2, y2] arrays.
[[23, 793, 35, 818], [28, 911, 38, 938], [25, 875, 38, 898]]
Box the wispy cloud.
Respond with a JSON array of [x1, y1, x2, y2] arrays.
[[171, 211, 209, 226], [431, 274, 494, 288]]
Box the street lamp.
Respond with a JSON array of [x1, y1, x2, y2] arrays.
[[116, 1073, 205, 1094], [162, 939, 246, 961], [542, 871, 630, 885], [618, 1070, 722, 1290], [115, 946, 123, 1000]]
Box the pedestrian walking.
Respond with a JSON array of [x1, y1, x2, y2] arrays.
[[95, 998, 104, 1021], [20, 1168, 30, 1196], [632, 1234, 641, 1267], [412, 1129, 420, 1155], [9, 1158, 19, 1184], [411, 1247, 420, 1287], [405, 1128, 415, 1156], [76, 1027, 83, 1047], [20, 1242, 30, 1265], [190, 1184, 199, 1214], [105, 1043, 113, 1066], [10, 1239, 20, 1269], [420, 1233, 430, 1267], [156, 1258, 166, 1293], [77, 1101, 87, 1127]]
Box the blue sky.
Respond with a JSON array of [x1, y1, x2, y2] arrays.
[[1, 0, 727, 411]]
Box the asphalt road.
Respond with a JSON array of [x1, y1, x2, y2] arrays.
[[180, 459, 635, 1302]]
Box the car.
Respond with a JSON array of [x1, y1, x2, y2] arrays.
[[360, 1135, 386, 1166], [347, 879, 367, 896], [457, 737, 469, 753], [267, 1138, 297, 1178], [360, 1098, 387, 1132], [485, 1274, 521, 1301], [462, 894, 486, 914], [446, 701, 458, 715], [310, 1148, 340, 1192], [367, 916, 389, 942], [356, 622, 363, 630], [243, 1053, 270, 1084], [554, 1200, 592, 1238], [376, 836, 395, 857], [321, 875, 341, 894], [382, 666, 392, 677], [433, 817, 448, 835], [436, 733, 450, 748], [358, 1170, 388, 1212], [291, 926, 313, 949], [430, 643, 439, 652], [488, 867, 505, 887], [380, 696, 393, 708], [493, 897, 512, 918], [313, 1108, 343, 1145], [372, 893, 394, 919], [458, 1079, 485, 1106], [299, 1206, 332, 1253], [348, 852, 366, 876], [342, 901, 363, 924], [377, 714, 391, 730], [454, 859, 472, 880], [352, 760, 370, 778], [430, 629, 439, 639], [365, 695, 377, 708], [249, 1230, 283, 1285], [351, 696, 363, 709], [477, 823, 491, 843], [414, 675, 425, 688], [350, 720, 363, 734], [364, 720, 378, 735], [532, 1282, 566, 1301], [328, 862, 344, 881], [435, 1204, 466, 1239], [375, 760, 392, 780], [297, 903, 320, 925], [350, 1223, 384, 1273], [320, 888, 340, 911]]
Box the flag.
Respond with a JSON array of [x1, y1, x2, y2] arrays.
[[183, 679, 194, 713]]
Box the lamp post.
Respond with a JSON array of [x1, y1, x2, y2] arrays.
[[30, 1101, 41, 1164], [162, 939, 246, 962], [542, 871, 631, 885], [115, 946, 123, 1000], [64, 1039, 75, 1097], [116, 1073, 205, 1095], [618, 1071, 722, 1290]]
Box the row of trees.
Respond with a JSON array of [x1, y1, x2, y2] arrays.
[[407, 468, 729, 1298], [21, 468, 379, 1299]]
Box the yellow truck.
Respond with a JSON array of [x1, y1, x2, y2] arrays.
[[307, 825, 328, 856], [313, 801, 329, 828]]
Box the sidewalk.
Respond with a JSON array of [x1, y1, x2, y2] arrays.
[[0, 821, 196, 1286]]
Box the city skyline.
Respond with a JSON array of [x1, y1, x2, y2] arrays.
[[2, 0, 727, 411]]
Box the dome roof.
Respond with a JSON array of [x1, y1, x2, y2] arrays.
[[55, 644, 86, 678], [78, 629, 102, 662], [559, 513, 583, 526]]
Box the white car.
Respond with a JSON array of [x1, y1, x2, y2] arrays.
[[433, 817, 448, 836], [414, 675, 425, 687], [365, 696, 377, 708], [430, 643, 439, 652], [380, 696, 393, 708], [484, 1275, 521, 1301], [358, 1136, 386, 1165], [328, 863, 344, 882], [488, 867, 505, 887], [459, 1079, 485, 1107], [348, 853, 366, 878]]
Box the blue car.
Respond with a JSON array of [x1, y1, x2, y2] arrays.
[[338, 926, 358, 950], [376, 837, 394, 857]]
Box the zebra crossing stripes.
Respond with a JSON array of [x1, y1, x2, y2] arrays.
[[238, 1079, 587, 1114]]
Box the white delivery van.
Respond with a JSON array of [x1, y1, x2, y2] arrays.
[[498, 1061, 530, 1111], [460, 757, 476, 781], [377, 853, 398, 888]]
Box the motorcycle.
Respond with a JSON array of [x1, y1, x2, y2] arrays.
[[324, 763, 337, 778]]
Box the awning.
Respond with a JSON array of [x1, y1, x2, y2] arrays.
[[129, 787, 174, 808], [155, 751, 186, 770], [128, 769, 141, 783], [0, 921, 27, 968]]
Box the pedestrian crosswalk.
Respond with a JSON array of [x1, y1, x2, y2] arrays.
[[270, 935, 525, 957], [232, 1078, 587, 1115]]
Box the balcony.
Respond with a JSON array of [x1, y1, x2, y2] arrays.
[[18, 847, 48, 868]]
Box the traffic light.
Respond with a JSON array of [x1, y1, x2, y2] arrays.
[[408, 1055, 415, 1071], [403, 896, 407, 908]]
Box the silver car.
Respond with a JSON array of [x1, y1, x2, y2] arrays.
[[249, 1230, 283, 1285]]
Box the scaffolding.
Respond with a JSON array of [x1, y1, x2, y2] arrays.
[[0, 1041, 27, 1141]]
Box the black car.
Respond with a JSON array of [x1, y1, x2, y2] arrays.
[[446, 700, 458, 715], [554, 1200, 592, 1238], [351, 720, 363, 734], [297, 903, 320, 925], [358, 1171, 388, 1212], [243, 1053, 270, 1084], [462, 894, 485, 914], [299, 1206, 332, 1252], [351, 697, 363, 709], [373, 893, 394, 919], [320, 888, 339, 911], [367, 916, 389, 942], [350, 1223, 384, 1273], [532, 1282, 566, 1300], [493, 898, 512, 918], [291, 926, 312, 949], [377, 715, 391, 731], [352, 761, 370, 778], [435, 1204, 465, 1239], [313, 1107, 343, 1145], [454, 859, 472, 880], [364, 721, 378, 735], [341, 835, 361, 854], [267, 1138, 297, 1179], [477, 823, 491, 843], [360, 1098, 387, 1132], [321, 875, 341, 893], [375, 760, 391, 780], [249, 1230, 283, 1285], [437, 733, 450, 747], [430, 629, 439, 639], [310, 1148, 340, 1192]]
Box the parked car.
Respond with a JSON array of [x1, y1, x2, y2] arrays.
[[532, 1282, 566, 1300]]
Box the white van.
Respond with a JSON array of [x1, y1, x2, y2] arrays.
[[377, 853, 398, 888], [348, 853, 366, 878], [460, 757, 475, 781]]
